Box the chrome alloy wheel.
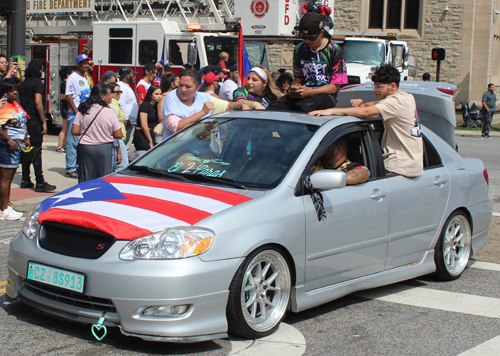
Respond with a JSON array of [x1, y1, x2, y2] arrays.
[[240, 250, 291, 333], [443, 214, 471, 276]]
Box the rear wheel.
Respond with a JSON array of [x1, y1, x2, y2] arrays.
[[434, 211, 471, 280], [226, 247, 291, 339]]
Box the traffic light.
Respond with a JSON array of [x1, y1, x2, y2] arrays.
[[432, 48, 446, 61]]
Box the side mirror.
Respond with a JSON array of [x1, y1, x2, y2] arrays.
[[187, 41, 197, 65], [309, 170, 347, 191]]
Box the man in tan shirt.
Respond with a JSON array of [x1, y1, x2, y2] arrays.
[[309, 64, 423, 177]]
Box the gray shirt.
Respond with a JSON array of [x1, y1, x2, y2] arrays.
[[482, 91, 497, 112]]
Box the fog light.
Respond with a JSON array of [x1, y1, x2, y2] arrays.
[[143, 304, 190, 317]]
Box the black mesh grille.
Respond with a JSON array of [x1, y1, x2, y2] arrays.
[[39, 222, 116, 259], [348, 76, 361, 85], [24, 280, 116, 313]]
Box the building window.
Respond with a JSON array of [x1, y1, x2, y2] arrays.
[[368, 0, 420, 31]]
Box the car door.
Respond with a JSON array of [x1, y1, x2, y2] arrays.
[[377, 129, 451, 269], [302, 124, 390, 291]]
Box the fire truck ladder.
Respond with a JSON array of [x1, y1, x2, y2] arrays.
[[25, 0, 236, 36]]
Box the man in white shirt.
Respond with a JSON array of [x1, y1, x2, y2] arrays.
[[219, 64, 239, 101], [65, 54, 92, 178], [117, 66, 139, 150]]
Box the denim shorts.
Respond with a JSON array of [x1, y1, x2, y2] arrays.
[[0, 140, 21, 168]]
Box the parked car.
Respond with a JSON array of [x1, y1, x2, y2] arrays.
[[6, 84, 492, 342]]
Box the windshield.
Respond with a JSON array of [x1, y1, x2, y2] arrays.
[[343, 41, 386, 66], [204, 37, 238, 68], [128, 117, 317, 189]]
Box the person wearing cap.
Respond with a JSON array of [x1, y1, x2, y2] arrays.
[[136, 63, 157, 106], [64, 53, 92, 178], [267, 12, 347, 112], [162, 69, 264, 140], [219, 64, 239, 101], [203, 72, 221, 98], [101, 70, 119, 84], [233, 67, 282, 108], [200, 65, 223, 93], [117, 66, 139, 152]]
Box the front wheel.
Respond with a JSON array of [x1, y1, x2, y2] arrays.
[[434, 211, 471, 280], [226, 247, 291, 339]]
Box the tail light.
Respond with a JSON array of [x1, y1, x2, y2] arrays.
[[484, 168, 489, 185], [437, 87, 456, 95]]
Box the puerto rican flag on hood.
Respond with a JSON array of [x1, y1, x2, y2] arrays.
[[39, 176, 252, 240]]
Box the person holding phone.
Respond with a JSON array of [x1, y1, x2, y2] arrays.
[[0, 54, 24, 84]]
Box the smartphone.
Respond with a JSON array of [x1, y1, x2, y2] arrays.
[[2, 94, 8, 100], [289, 87, 298, 91]]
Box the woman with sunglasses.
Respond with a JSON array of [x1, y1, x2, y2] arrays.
[[0, 79, 29, 220], [233, 67, 282, 108], [267, 12, 347, 112], [108, 82, 129, 170]]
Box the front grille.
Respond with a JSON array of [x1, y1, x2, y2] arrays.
[[23, 280, 117, 314], [348, 75, 361, 85], [39, 222, 116, 259]]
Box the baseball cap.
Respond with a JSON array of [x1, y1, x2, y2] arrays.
[[229, 64, 238, 72], [118, 66, 138, 77], [299, 12, 325, 35], [204, 72, 221, 84], [102, 70, 119, 81], [76, 54, 89, 63]]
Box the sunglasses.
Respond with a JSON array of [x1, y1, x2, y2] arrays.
[[300, 32, 321, 42], [112, 90, 123, 94]]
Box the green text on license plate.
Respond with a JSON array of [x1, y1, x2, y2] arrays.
[[27, 262, 85, 293]]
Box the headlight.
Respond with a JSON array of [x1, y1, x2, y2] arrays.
[[22, 204, 40, 240], [119, 227, 215, 260]]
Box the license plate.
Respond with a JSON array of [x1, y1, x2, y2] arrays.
[[27, 262, 85, 294]]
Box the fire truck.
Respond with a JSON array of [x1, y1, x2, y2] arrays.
[[0, 0, 304, 126]]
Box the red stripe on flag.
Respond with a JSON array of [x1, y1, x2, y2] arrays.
[[107, 193, 212, 225], [103, 176, 252, 206], [38, 209, 151, 240]]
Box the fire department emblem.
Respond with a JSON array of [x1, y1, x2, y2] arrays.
[[250, 0, 269, 19]]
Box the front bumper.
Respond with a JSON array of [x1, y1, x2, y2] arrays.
[[7, 231, 244, 341]]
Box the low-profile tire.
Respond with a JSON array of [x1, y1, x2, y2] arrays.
[[226, 247, 291, 339], [434, 211, 472, 281]]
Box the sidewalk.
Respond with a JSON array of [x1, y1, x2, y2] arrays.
[[455, 129, 500, 137]]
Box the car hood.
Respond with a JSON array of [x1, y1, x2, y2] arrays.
[[338, 81, 457, 148], [38, 176, 261, 240]]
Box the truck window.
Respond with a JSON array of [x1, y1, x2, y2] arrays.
[[343, 41, 385, 66], [109, 28, 133, 65], [388, 45, 404, 69], [203, 37, 237, 67], [139, 40, 158, 65], [169, 40, 200, 69]]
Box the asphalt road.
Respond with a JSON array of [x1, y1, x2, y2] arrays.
[[0, 133, 499, 356]]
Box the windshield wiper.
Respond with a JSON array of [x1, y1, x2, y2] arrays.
[[128, 165, 190, 182], [186, 174, 247, 190]]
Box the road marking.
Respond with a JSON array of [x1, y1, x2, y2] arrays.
[[230, 323, 306, 356], [355, 285, 500, 318], [469, 260, 500, 271], [0, 281, 6, 286], [493, 212, 500, 217], [458, 335, 500, 355]]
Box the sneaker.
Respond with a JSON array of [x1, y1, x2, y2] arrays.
[[35, 181, 57, 193], [20, 180, 35, 189], [66, 171, 78, 178], [55, 148, 66, 153], [486, 134, 492, 139], [0, 206, 23, 220]]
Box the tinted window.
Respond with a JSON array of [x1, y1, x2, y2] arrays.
[[139, 40, 158, 65], [130, 118, 317, 189], [109, 28, 133, 38], [109, 39, 132, 64], [423, 135, 441, 168]]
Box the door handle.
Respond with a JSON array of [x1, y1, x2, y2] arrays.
[[371, 189, 388, 200], [433, 177, 447, 186]]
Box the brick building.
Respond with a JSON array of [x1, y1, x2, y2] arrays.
[[333, 0, 500, 107]]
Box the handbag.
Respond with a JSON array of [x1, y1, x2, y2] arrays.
[[76, 107, 105, 159]]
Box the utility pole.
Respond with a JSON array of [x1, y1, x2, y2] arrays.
[[10, 0, 26, 62]]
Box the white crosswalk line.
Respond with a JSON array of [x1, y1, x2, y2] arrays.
[[355, 284, 500, 318], [468, 260, 500, 271], [457, 335, 500, 356]]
